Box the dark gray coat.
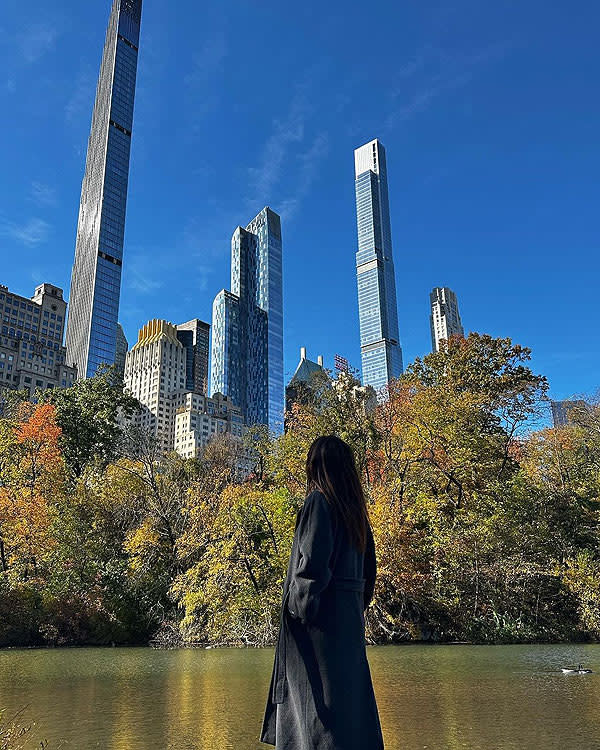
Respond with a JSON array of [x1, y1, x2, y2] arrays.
[[260, 491, 384, 749]]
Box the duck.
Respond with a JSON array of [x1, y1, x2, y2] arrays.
[[561, 664, 593, 674]]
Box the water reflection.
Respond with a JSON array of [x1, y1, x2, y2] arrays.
[[0, 645, 598, 749]]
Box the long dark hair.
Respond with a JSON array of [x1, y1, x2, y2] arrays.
[[306, 436, 369, 552]]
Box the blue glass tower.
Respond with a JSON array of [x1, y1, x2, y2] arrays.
[[354, 139, 403, 391], [65, 0, 143, 378], [211, 208, 284, 433]]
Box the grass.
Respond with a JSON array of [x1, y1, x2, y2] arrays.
[[0, 709, 48, 750]]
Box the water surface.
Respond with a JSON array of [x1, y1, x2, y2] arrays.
[[0, 644, 598, 749]]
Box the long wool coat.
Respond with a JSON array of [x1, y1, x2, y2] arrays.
[[260, 490, 384, 749]]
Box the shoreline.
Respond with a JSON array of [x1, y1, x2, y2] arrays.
[[2, 639, 598, 653]]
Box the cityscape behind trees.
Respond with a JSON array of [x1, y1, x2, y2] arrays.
[[0, 0, 598, 652]]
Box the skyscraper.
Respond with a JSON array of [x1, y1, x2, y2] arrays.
[[174, 392, 244, 459], [176, 319, 210, 395], [286, 348, 326, 417], [551, 399, 589, 428], [65, 0, 143, 379], [430, 287, 465, 352], [354, 139, 403, 392], [114, 323, 129, 380], [290, 348, 325, 385], [124, 319, 244, 458], [124, 319, 186, 454], [211, 207, 284, 432]]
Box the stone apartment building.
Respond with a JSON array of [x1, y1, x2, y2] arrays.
[[124, 318, 244, 458], [0, 283, 76, 396]]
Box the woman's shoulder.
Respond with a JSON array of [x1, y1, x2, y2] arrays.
[[304, 489, 329, 509], [302, 490, 336, 523]]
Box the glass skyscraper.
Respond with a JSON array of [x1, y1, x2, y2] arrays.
[[354, 139, 403, 391], [211, 208, 284, 433], [65, 0, 143, 379]]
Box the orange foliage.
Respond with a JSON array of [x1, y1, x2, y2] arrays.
[[0, 403, 63, 578], [16, 402, 62, 473]]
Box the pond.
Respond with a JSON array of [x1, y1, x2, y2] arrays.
[[0, 644, 598, 749]]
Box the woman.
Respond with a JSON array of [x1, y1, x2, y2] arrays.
[[260, 435, 384, 749]]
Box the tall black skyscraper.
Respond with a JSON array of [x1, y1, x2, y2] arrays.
[[176, 319, 211, 395], [65, 0, 143, 379]]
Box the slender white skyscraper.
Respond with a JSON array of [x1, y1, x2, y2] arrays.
[[66, 0, 143, 378], [354, 139, 403, 391], [430, 287, 464, 352]]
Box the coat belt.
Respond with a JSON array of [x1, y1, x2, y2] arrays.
[[330, 575, 366, 592]]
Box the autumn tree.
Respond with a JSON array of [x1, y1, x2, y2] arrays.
[[368, 334, 555, 641], [174, 485, 296, 646], [0, 403, 64, 580], [39, 367, 139, 478]]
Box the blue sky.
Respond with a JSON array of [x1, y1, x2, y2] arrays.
[[0, 0, 598, 401]]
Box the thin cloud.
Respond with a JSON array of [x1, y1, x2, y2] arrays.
[[30, 181, 58, 207], [65, 67, 94, 126], [0, 218, 51, 247], [387, 72, 468, 127], [185, 32, 228, 89], [385, 40, 515, 129], [279, 133, 330, 223], [18, 24, 59, 64], [246, 83, 314, 210], [126, 253, 165, 295]]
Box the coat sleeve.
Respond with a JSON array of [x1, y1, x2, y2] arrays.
[[363, 523, 376, 611], [287, 492, 335, 626]]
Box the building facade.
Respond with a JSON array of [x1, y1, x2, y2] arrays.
[[65, 0, 143, 379], [211, 207, 283, 432], [124, 319, 187, 454], [125, 319, 243, 457], [289, 347, 324, 385], [551, 399, 589, 428], [286, 347, 326, 417], [174, 391, 244, 459], [115, 323, 129, 379], [430, 287, 465, 352], [176, 319, 210, 395], [0, 284, 76, 396], [354, 139, 403, 392]]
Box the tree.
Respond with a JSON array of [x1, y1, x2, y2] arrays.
[[278, 369, 378, 493], [1, 333, 598, 648], [563, 552, 600, 635], [39, 367, 139, 478], [173, 485, 296, 646], [366, 334, 559, 641], [0, 403, 64, 581]]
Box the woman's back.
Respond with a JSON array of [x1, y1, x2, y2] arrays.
[[261, 435, 383, 749]]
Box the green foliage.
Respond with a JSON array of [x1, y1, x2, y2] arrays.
[[0, 334, 599, 647], [39, 367, 139, 477], [174, 485, 296, 646], [563, 552, 600, 634]]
